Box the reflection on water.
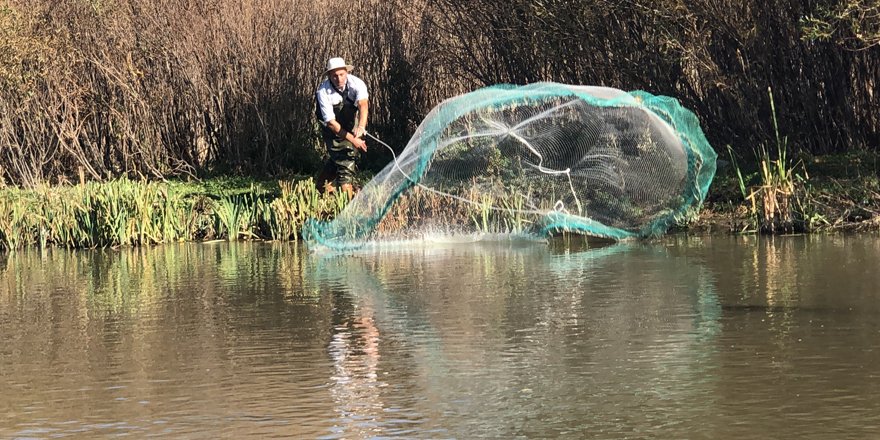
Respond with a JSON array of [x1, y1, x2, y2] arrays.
[[307, 240, 724, 438], [1, 235, 879, 438]]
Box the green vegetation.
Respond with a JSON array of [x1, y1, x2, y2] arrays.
[[707, 149, 880, 235], [727, 88, 805, 234], [3, 158, 880, 251], [0, 177, 351, 251], [801, 1, 880, 49]]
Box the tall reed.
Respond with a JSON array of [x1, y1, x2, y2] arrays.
[[730, 87, 809, 234]]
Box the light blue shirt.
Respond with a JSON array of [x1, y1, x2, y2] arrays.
[[315, 74, 369, 124]]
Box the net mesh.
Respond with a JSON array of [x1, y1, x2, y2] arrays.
[[304, 82, 717, 250]]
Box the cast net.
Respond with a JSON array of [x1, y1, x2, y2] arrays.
[[304, 82, 716, 250]]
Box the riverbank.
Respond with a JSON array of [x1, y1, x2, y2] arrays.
[[689, 150, 880, 234], [1, 151, 878, 251]]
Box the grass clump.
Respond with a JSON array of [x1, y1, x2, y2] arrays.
[[0, 177, 350, 251], [726, 87, 812, 234]]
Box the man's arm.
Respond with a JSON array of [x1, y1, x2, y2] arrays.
[[354, 99, 369, 139]]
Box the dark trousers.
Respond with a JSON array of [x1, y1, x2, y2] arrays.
[[318, 137, 360, 187]]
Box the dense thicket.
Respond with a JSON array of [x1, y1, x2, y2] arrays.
[[0, 0, 877, 187]]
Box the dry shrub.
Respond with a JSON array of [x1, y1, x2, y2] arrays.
[[0, 0, 877, 188], [0, 0, 423, 186], [422, 0, 879, 160]]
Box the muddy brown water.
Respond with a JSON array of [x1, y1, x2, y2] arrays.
[[2, 235, 879, 438]]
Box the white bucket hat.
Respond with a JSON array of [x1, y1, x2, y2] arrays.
[[325, 57, 354, 74]]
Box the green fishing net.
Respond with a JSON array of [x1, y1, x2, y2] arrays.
[[305, 82, 717, 250]]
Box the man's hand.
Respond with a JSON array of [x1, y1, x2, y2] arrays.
[[352, 137, 367, 152], [354, 125, 366, 139]]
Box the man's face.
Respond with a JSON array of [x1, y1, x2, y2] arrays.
[[328, 68, 348, 89]]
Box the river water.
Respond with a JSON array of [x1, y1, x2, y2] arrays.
[[1, 235, 879, 439]]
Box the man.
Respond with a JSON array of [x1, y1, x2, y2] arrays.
[[315, 57, 369, 197]]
